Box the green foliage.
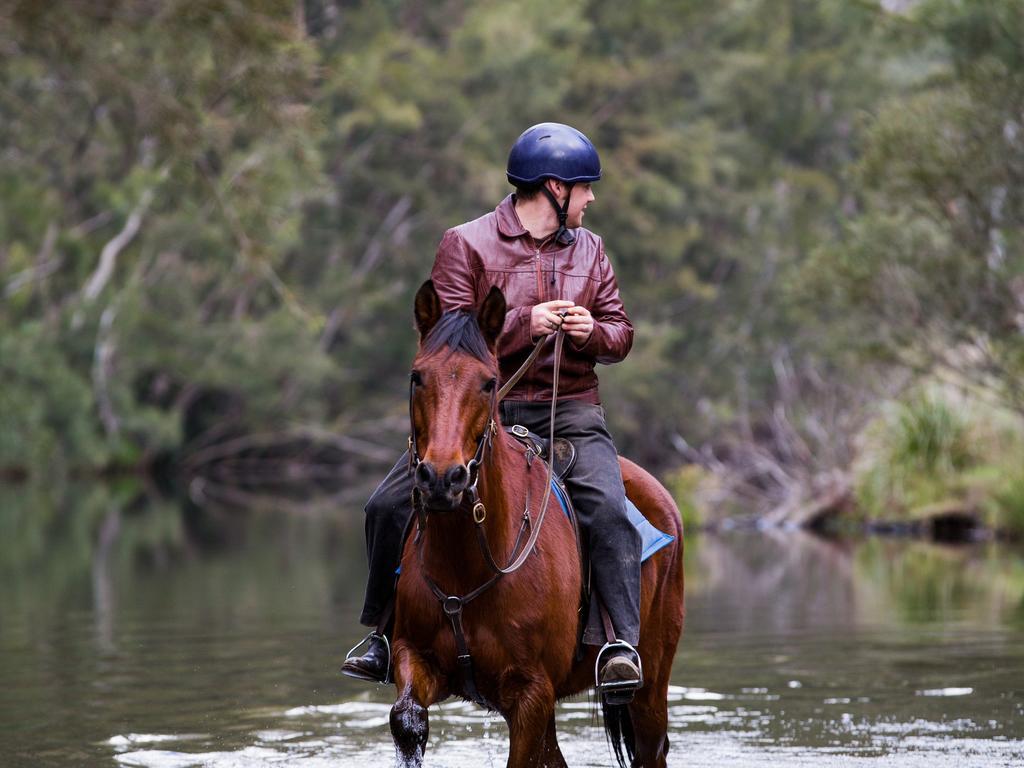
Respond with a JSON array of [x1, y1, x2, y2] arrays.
[[0, 1, 329, 473], [856, 392, 975, 518], [663, 464, 708, 533], [0, 322, 106, 470], [994, 471, 1024, 538], [855, 386, 1024, 532], [1, 0, 1022, 516], [806, 0, 1024, 412], [891, 395, 973, 474]]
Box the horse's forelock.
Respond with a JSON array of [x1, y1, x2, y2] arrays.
[[420, 310, 494, 364]]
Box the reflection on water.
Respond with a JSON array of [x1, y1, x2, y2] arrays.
[[1, 483, 1023, 766], [686, 530, 1024, 633]]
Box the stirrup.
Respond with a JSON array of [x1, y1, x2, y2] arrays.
[[343, 631, 392, 684], [595, 640, 643, 705]]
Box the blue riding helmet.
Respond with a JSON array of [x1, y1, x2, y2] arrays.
[[506, 123, 602, 186], [506, 123, 601, 247]]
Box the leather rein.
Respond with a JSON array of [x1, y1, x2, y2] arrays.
[[406, 325, 565, 705]]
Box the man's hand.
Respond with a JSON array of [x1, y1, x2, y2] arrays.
[[531, 300, 575, 340], [561, 306, 594, 344]]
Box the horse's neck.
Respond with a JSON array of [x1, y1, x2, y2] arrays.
[[421, 434, 526, 588]]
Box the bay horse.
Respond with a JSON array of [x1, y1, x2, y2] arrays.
[[389, 280, 684, 768]]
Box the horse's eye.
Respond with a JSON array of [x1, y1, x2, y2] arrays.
[[482, 378, 497, 393], [411, 370, 423, 386]]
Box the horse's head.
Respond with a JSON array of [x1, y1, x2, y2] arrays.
[[409, 280, 506, 510]]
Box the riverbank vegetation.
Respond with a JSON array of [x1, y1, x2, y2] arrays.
[[1, 0, 1021, 536]]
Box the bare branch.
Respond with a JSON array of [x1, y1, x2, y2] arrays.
[[82, 186, 156, 304], [4, 222, 60, 298], [188, 475, 370, 513], [181, 426, 396, 470], [5, 262, 61, 297], [93, 303, 120, 438], [318, 306, 345, 352], [69, 210, 115, 238], [353, 194, 413, 280]]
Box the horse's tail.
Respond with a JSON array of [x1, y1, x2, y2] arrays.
[[601, 699, 635, 768]]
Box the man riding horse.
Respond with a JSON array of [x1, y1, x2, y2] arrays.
[[343, 122, 644, 693]]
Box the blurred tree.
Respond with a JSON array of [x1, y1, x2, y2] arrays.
[[3, 0, 1015, 526], [806, 0, 1024, 413], [0, 0, 326, 474]]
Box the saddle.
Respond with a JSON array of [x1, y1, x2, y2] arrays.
[[503, 424, 675, 570], [504, 425, 675, 664], [505, 425, 577, 480]]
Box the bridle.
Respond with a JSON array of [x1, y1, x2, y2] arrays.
[[405, 325, 566, 705]]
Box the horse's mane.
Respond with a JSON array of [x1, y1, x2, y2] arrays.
[[421, 310, 493, 363]]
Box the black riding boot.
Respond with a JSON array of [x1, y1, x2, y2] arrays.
[[341, 630, 392, 683]]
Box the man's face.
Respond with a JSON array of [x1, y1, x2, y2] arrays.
[[567, 182, 595, 228], [547, 180, 595, 228]]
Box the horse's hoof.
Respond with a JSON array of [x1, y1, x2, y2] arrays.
[[341, 634, 390, 683]]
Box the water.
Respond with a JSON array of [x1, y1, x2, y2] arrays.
[[1, 485, 1023, 766]]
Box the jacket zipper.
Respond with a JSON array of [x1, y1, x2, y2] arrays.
[[534, 247, 544, 302]]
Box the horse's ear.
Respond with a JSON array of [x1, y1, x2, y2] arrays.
[[478, 285, 506, 349], [414, 280, 443, 342]]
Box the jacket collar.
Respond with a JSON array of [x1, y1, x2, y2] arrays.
[[496, 194, 529, 238]]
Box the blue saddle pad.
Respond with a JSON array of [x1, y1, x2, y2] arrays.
[[549, 480, 675, 562]]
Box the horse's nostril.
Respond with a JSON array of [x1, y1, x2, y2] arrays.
[[446, 464, 469, 490], [415, 462, 436, 488]]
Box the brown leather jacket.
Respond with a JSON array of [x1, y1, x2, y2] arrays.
[[430, 195, 633, 403]]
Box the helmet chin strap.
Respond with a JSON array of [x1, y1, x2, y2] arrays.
[[540, 183, 576, 247]]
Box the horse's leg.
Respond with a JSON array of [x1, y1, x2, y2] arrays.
[[503, 678, 557, 768], [390, 642, 445, 768], [625, 662, 671, 768], [538, 714, 568, 768]]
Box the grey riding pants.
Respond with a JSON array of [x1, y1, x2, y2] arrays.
[[359, 399, 642, 645]]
